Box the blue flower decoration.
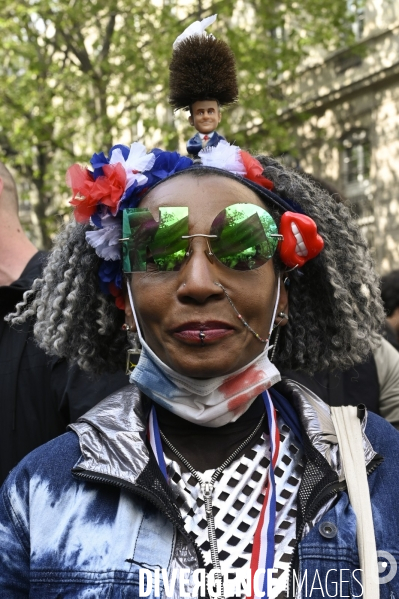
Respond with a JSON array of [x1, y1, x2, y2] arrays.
[[110, 144, 130, 161], [98, 259, 123, 294], [118, 179, 140, 211], [90, 152, 109, 180], [143, 150, 193, 188], [91, 211, 103, 228]]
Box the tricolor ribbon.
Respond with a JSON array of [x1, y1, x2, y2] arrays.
[[147, 389, 281, 599], [148, 406, 167, 479], [248, 390, 281, 599]]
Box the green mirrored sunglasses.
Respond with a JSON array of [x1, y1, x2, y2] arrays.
[[121, 203, 282, 273]]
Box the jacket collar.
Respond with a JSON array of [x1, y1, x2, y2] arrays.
[[69, 384, 152, 485], [70, 379, 378, 487]]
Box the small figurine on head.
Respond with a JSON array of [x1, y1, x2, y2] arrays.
[[169, 15, 238, 156], [187, 99, 224, 155]]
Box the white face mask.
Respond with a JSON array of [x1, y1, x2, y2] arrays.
[[127, 280, 281, 427]]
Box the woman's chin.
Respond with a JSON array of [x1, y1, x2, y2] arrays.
[[162, 345, 256, 379], [171, 364, 236, 379]]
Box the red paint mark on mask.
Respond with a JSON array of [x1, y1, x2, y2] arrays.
[[228, 381, 271, 413], [220, 366, 270, 412]]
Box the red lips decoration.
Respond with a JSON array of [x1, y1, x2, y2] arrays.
[[278, 212, 324, 268]]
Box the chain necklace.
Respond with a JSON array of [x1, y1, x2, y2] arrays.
[[159, 412, 266, 599]]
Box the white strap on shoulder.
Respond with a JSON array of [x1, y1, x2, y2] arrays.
[[330, 405, 379, 599]]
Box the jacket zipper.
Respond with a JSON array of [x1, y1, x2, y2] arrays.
[[72, 446, 383, 599], [201, 481, 224, 599], [159, 413, 265, 599], [286, 454, 384, 598], [72, 468, 209, 596]]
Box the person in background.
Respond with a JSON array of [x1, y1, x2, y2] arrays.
[[283, 340, 399, 430], [283, 173, 399, 430], [0, 162, 38, 287], [0, 161, 127, 485], [381, 268, 399, 351]]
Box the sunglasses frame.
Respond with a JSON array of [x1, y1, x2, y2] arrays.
[[121, 203, 283, 273]]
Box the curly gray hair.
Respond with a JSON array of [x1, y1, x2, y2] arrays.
[[7, 155, 384, 374]]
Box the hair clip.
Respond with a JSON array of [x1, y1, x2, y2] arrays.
[[278, 212, 324, 268]]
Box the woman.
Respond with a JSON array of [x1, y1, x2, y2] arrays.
[[1, 142, 398, 599]]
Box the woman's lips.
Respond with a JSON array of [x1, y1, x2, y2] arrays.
[[172, 321, 235, 345]]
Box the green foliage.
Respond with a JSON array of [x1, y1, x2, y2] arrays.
[[0, 0, 355, 247]]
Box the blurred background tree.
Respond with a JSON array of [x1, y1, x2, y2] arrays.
[[0, 0, 356, 248]]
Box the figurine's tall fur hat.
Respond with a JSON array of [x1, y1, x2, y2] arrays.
[[169, 15, 238, 112]]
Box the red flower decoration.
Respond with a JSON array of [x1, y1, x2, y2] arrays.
[[240, 151, 274, 190], [109, 282, 125, 311], [67, 163, 126, 223]]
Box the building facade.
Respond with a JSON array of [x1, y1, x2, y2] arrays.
[[287, 0, 399, 273]]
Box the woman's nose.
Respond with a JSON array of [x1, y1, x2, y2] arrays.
[[176, 238, 224, 304]]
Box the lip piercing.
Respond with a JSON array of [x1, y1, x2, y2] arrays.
[[199, 330, 206, 345]]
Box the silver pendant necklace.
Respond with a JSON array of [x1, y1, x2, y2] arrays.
[[159, 412, 265, 599]]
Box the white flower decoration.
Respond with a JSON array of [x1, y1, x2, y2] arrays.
[[199, 140, 247, 176], [109, 142, 156, 191], [86, 215, 121, 261]]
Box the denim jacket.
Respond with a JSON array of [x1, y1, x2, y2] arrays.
[[0, 380, 398, 599]]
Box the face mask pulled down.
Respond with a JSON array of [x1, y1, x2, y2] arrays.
[[127, 282, 281, 427]]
